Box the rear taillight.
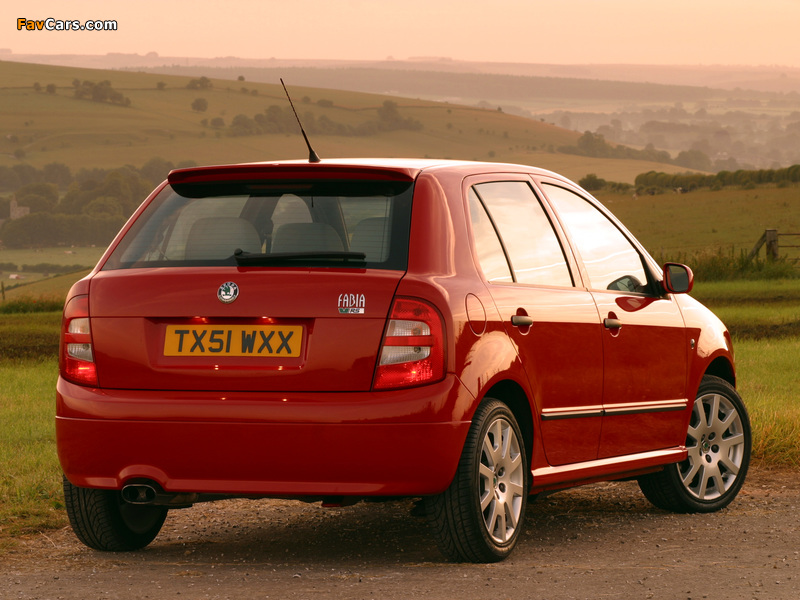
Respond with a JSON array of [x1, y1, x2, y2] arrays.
[[373, 297, 446, 390], [60, 294, 98, 387]]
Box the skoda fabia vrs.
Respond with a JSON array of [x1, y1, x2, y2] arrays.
[[57, 159, 750, 562]]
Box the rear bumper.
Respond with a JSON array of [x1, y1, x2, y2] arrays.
[[56, 375, 473, 497]]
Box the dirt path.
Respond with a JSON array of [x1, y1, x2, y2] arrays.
[[3, 464, 799, 600]]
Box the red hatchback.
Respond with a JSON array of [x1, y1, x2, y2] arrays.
[[57, 159, 750, 562]]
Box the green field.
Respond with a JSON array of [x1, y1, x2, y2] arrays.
[[596, 186, 800, 258]]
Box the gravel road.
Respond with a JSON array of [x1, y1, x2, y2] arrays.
[[3, 464, 798, 600]]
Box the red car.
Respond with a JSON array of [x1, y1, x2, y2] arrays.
[[57, 158, 750, 562]]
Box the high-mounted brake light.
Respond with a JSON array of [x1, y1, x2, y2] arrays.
[[60, 294, 98, 387], [373, 297, 445, 390]]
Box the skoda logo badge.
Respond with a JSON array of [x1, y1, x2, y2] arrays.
[[217, 282, 239, 304]]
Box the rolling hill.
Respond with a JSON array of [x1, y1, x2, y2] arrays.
[[0, 60, 693, 184]]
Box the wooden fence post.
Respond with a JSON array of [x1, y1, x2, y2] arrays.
[[748, 230, 767, 261], [765, 229, 779, 261]]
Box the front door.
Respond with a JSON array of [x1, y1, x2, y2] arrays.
[[539, 181, 690, 459]]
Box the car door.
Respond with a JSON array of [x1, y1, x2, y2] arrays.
[[466, 176, 604, 466], [538, 181, 690, 459]]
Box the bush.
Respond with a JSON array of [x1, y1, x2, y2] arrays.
[[0, 297, 64, 313], [659, 247, 799, 282]]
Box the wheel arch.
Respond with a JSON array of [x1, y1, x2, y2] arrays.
[[705, 356, 736, 388], [479, 379, 534, 466]]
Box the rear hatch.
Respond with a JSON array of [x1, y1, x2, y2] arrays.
[[89, 166, 415, 392]]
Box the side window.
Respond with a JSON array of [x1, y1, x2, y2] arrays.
[[467, 189, 513, 283], [542, 184, 650, 293], [472, 181, 573, 287]]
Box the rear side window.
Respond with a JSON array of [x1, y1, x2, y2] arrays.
[[471, 181, 573, 287], [102, 180, 413, 271], [467, 189, 513, 283]]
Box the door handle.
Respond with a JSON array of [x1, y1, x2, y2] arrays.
[[603, 317, 622, 329], [511, 315, 534, 327]]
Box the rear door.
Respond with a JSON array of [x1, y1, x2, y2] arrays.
[[465, 176, 604, 466], [539, 181, 689, 458]]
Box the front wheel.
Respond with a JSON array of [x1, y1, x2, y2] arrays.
[[638, 375, 751, 513], [426, 399, 529, 562], [63, 476, 167, 551]]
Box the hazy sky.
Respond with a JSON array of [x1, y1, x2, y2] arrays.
[[5, 0, 800, 67]]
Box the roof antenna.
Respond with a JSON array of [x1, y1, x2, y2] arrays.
[[280, 78, 321, 163]]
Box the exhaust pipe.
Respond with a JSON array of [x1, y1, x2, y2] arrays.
[[121, 483, 158, 504]]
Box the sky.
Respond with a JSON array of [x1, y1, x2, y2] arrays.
[[4, 0, 800, 67]]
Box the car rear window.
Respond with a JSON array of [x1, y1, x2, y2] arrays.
[[102, 180, 413, 271]]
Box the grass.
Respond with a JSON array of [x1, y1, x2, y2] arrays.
[[692, 278, 800, 305], [735, 337, 800, 465], [0, 359, 65, 547], [0, 312, 60, 361], [691, 278, 800, 339], [2, 270, 90, 303], [597, 186, 800, 258]]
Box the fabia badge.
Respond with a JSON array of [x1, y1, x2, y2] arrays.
[[217, 282, 239, 304], [338, 293, 365, 314]]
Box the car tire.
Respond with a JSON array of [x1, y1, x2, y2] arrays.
[[426, 399, 529, 562], [63, 475, 167, 551], [638, 375, 751, 513]]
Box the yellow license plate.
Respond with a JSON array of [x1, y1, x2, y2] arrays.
[[164, 325, 303, 357]]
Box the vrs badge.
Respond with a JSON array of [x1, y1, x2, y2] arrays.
[[338, 293, 365, 314], [217, 282, 239, 304]]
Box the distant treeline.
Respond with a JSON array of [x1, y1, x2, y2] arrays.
[[204, 100, 422, 137], [0, 158, 195, 249], [634, 164, 800, 192], [0, 157, 195, 193], [33, 78, 132, 106], [0, 262, 86, 274]]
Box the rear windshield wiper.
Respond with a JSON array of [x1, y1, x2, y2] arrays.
[[233, 248, 367, 266]]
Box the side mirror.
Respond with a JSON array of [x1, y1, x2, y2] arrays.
[[662, 263, 694, 294]]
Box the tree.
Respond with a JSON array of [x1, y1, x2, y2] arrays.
[[46, 83, 57, 94], [186, 76, 212, 90], [43, 163, 72, 188], [83, 196, 124, 218], [139, 157, 174, 186], [674, 149, 712, 172], [578, 173, 606, 191], [17, 193, 54, 213], [191, 98, 208, 112], [156, 81, 166, 91], [15, 182, 59, 211]]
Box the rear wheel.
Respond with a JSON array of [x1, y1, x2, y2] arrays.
[[426, 399, 529, 562], [63, 475, 167, 551], [638, 375, 751, 513]]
